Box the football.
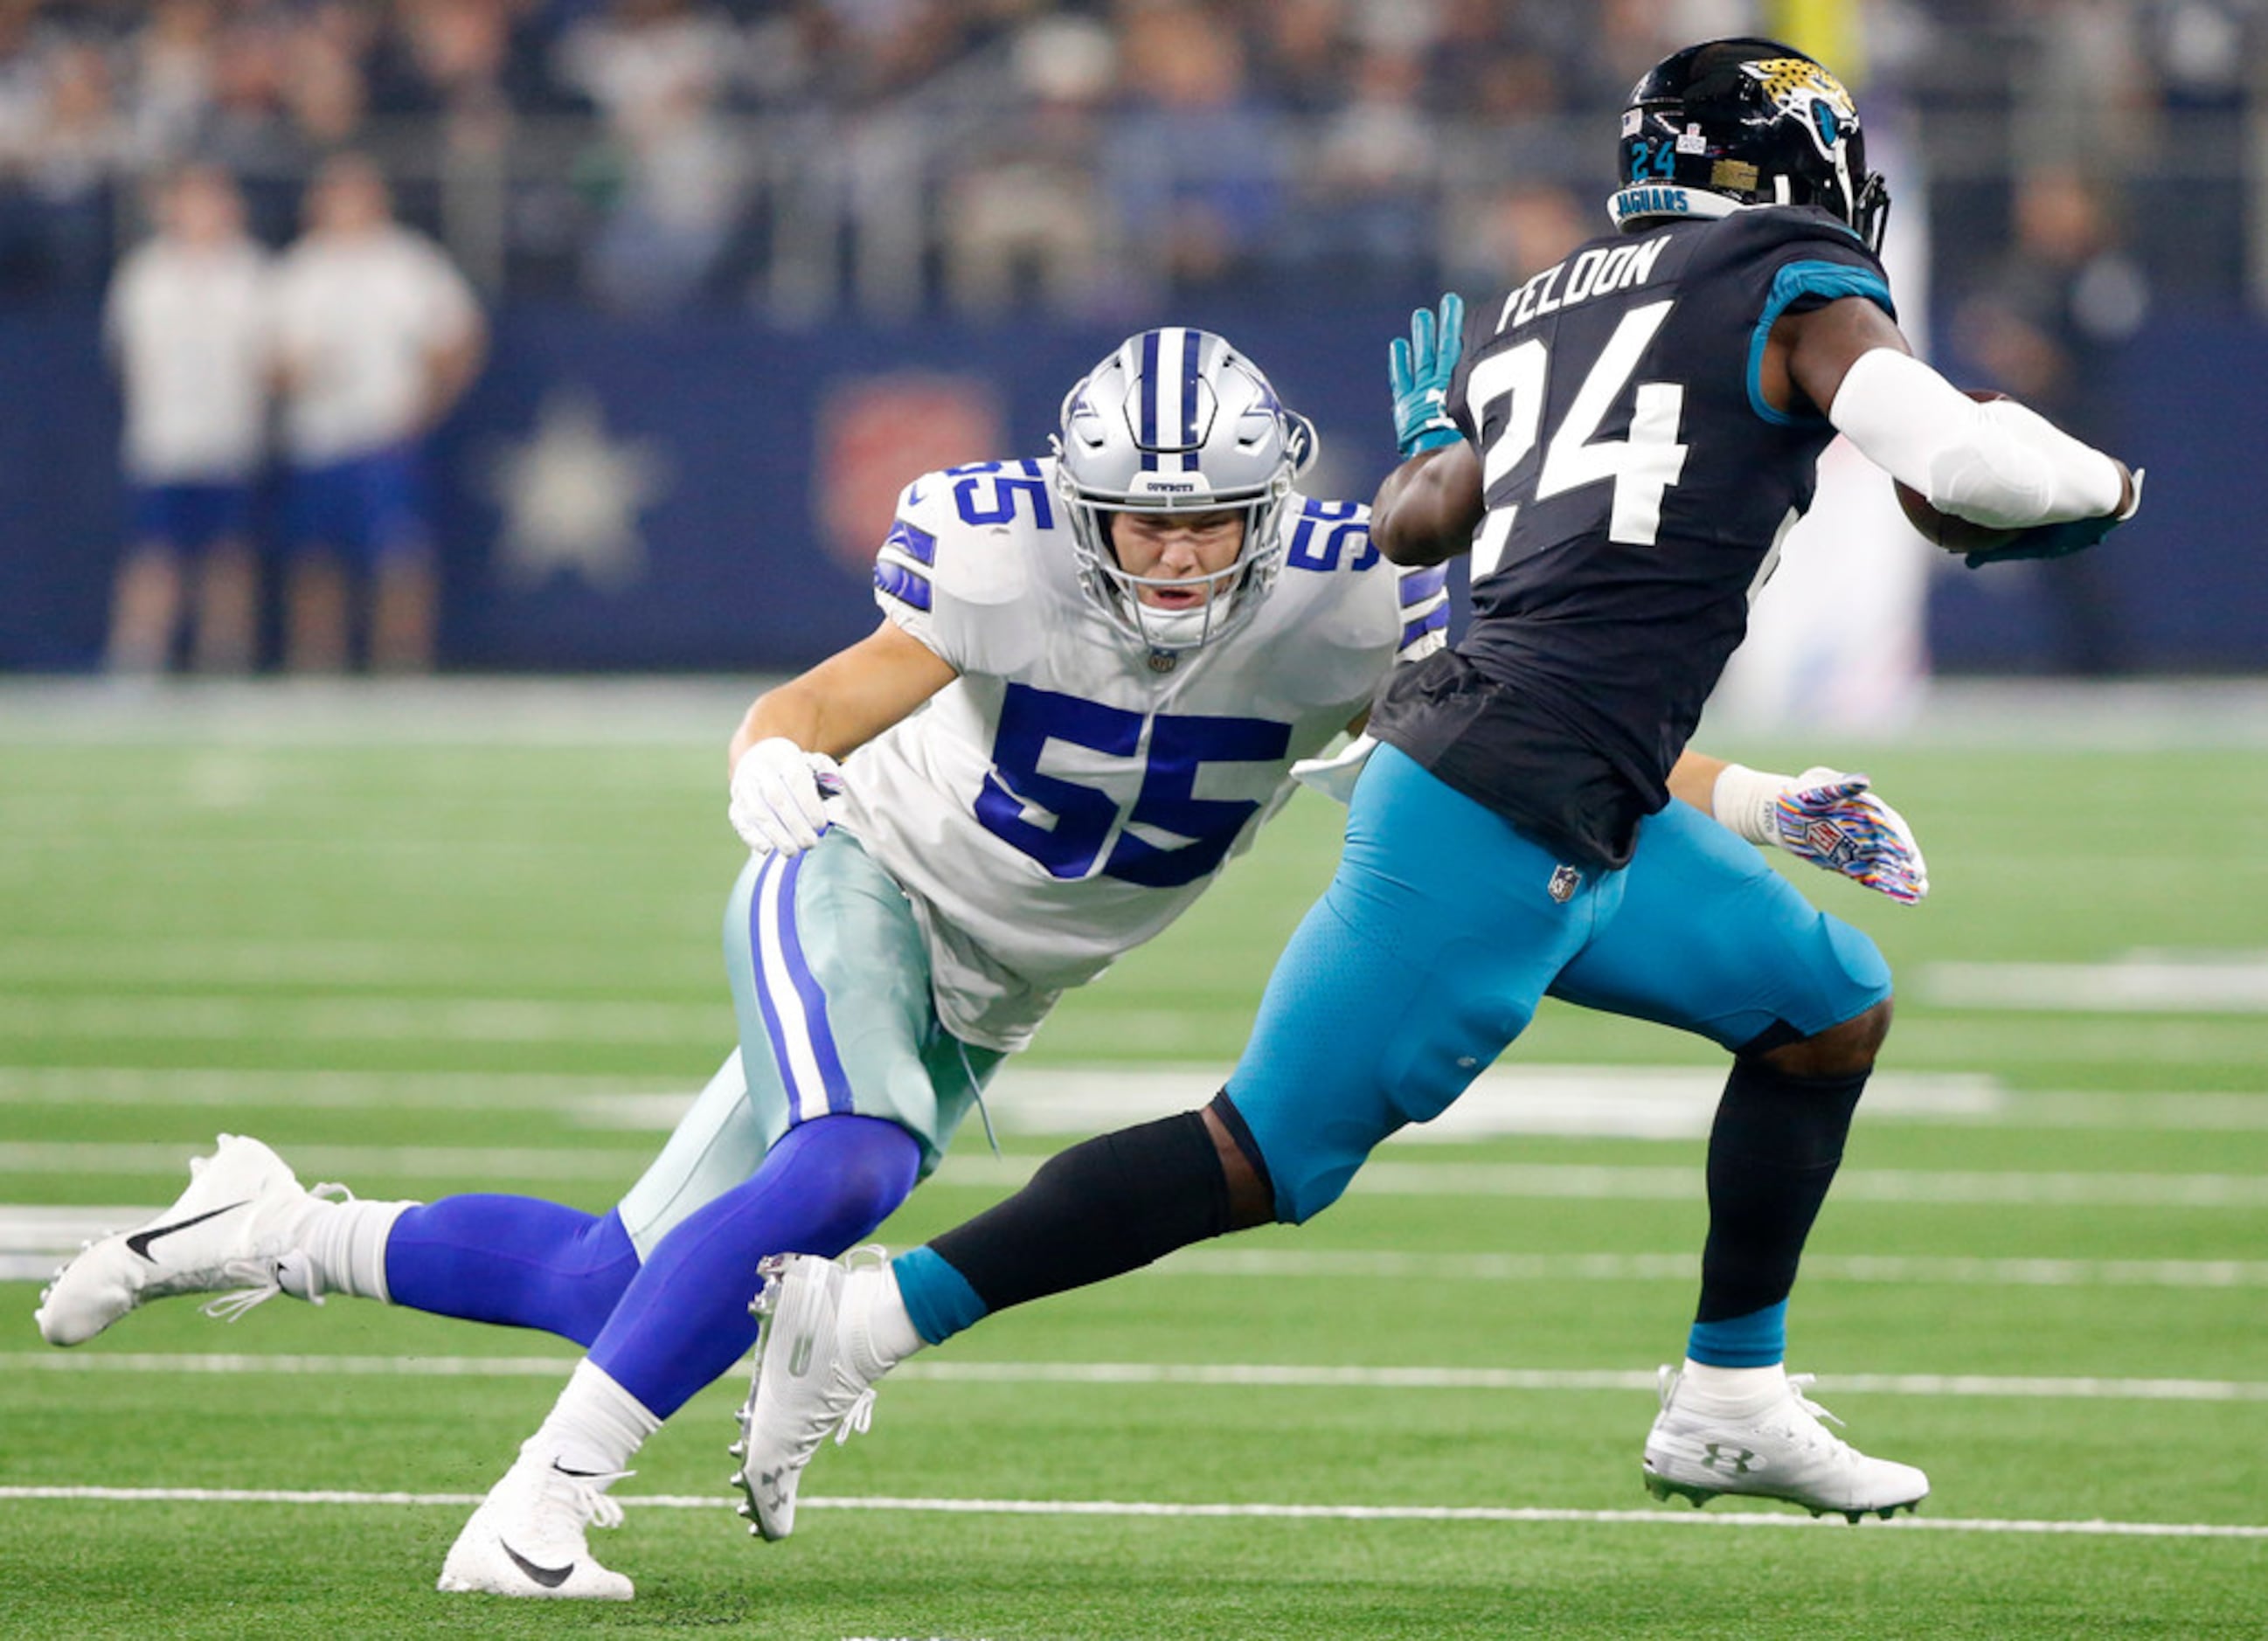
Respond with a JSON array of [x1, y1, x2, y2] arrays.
[[1893, 388, 2021, 555]]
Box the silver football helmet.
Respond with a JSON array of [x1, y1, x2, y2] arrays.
[[1053, 328, 1316, 654]]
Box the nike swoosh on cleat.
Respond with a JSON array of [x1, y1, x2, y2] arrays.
[[124, 1201, 251, 1262], [501, 1541, 574, 1589]]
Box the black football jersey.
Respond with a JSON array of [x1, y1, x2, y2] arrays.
[[1368, 205, 1894, 868]]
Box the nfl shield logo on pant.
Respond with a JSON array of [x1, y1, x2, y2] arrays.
[[1548, 864, 1583, 904]]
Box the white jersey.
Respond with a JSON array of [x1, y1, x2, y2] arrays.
[[271, 225, 481, 465], [104, 237, 272, 482], [835, 457, 1449, 1052]]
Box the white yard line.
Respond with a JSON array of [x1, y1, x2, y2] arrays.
[[8, 1352, 2268, 1403], [1159, 1249, 2268, 1290], [0, 995, 723, 1045], [10, 675, 2268, 750], [0, 941, 690, 990], [1923, 959, 2268, 1014], [0, 676, 758, 745], [0, 1066, 698, 1112], [8, 1146, 2268, 1208], [0, 1483, 2261, 1540], [0, 1143, 653, 1184], [13, 1230, 2265, 1291], [10, 1063, 2268, 1136]]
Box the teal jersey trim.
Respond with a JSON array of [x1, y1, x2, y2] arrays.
[[1745, 260, 1897, 426]]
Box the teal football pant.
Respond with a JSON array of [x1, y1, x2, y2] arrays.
[[1226, 742, 1891, 1223]]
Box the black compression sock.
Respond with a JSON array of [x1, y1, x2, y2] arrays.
[[1696, 1057, 1869, 1326], [928, 1108, 1236, 1313]]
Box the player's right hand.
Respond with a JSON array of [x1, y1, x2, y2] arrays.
[[1964, 464, 2144, 568], [1390, 293, 1466, 460], [729, 737, 844, 858]]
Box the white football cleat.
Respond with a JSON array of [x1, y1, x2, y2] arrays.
[[1641, 1365, 1930, 1521], [436, 1449, 634, 1601], [730, 1247, 893, 1541], [35, 1133, 331, 1347]]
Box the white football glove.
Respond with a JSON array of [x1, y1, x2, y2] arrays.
[[728, 737, 844, 858], [1713, 763, 1930, 905]]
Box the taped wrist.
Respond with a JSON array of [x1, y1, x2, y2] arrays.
[[926, 1110, 1233, 1314], [1711, 763, 1792, 847]]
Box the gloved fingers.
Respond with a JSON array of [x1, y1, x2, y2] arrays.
[[1788, 777, 1871, 812], [1409, 303, 1435, 367], [1436, 292, 1464, 362], [728, 794, 793, 857], [759, 766, 828, 849]]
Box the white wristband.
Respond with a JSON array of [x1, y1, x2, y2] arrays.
[[1711, 763, 1791, 847]]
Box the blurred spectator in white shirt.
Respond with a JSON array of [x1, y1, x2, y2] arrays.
[[273, 152, 484, 673], [103, 161, 270, 675]]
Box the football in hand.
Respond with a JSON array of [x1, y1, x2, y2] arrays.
[[1893, 388, 2021, 556]]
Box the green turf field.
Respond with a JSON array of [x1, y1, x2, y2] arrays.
[[3, 681, 2266, 1638]]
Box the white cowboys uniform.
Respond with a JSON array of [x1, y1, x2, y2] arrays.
[[610, 455, 1447, 1249], [847, 455, 1446, 1050]]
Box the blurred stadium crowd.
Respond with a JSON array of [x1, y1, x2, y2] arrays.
[[0, 0, 2258, 318]]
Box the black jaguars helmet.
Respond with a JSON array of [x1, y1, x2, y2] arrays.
[[1610, 38, 1889, 251]]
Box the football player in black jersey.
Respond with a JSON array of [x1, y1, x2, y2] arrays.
[[734, 39, 2139, 1531]]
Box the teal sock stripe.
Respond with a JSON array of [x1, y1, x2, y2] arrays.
[[892, 1245, 988, 1346], [1686, 1300, 1787, 1368]]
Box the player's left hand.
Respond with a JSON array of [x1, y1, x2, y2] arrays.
[[728, 737, 845, 858], [1772, 767, 1929, 905], [1965, 465, 2144, 568], [1390, 293, 1466, 460]]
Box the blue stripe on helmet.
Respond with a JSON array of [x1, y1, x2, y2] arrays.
[[1179, 329, 1202, 471], [1139, 330, 1161, 470]]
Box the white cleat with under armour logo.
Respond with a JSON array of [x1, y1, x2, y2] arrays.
[[730, 1247, 896, 1541], [437, 1448, 634, 1601], [1641, 1365, 1929, 1522], [34, 1132, 332, 1347]]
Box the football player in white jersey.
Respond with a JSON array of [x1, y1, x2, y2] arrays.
[[36, 329, 1925, 1599]]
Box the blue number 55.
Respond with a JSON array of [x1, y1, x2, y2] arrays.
[[974, 683, 1293, 889]]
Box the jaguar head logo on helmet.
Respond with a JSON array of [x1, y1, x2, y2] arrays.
[[1609, 37, 1890, 252], [1053, 328, 1318, 658]]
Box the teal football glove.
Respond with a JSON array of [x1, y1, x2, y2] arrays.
[[1966, 467, 2144, 569], [1390, 292, 1466, 460]]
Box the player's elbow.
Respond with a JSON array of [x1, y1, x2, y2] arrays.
[[1370, 454, 1483, 567], [1370, 509, 1453, 566]]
